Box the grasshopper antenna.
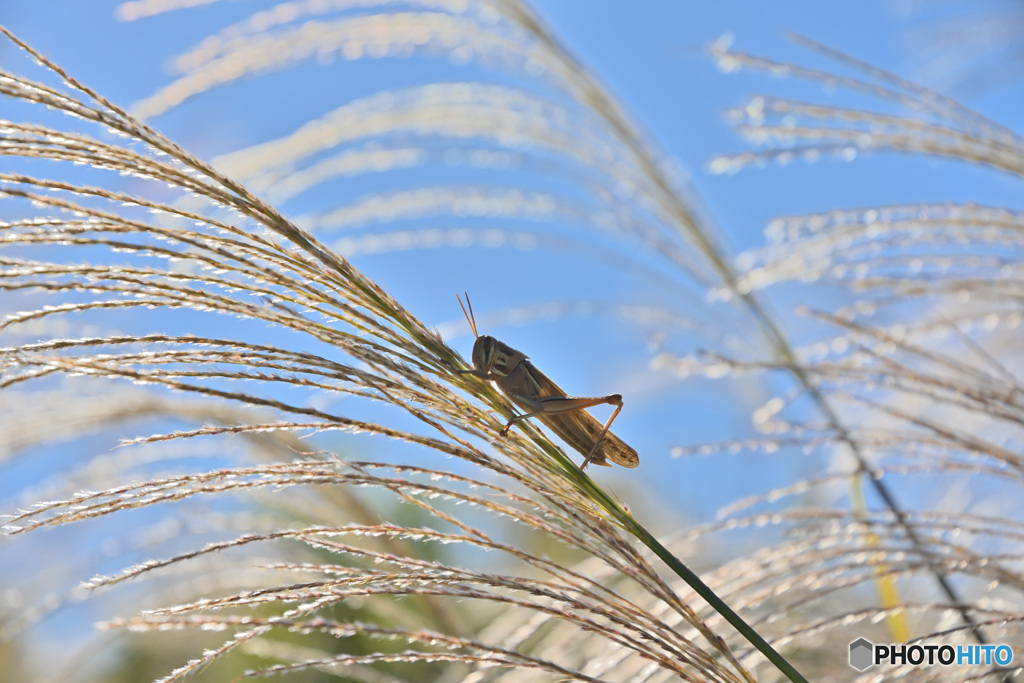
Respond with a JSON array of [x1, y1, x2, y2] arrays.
[[457, 292, 478, 338]]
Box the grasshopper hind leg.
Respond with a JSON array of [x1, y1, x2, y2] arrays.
[[580, 399, 623, 470], [500, 393, 627, 470]]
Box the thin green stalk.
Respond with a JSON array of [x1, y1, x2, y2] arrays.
[[566, 461, 809, 683], [629, 520, 808, 683]]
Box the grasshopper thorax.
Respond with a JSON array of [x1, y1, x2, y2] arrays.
[[472, 335, 526, 378]]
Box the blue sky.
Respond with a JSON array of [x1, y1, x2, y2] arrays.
[[3, 1, 1022, 520]]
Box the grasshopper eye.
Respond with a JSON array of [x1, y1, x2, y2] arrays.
[[480, 337, 495, 365], [472, 336, 494, 369]]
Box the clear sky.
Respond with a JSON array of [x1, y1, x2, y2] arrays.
[[3, 0, 1022, 519]]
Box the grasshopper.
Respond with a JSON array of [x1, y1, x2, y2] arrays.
[[457, 294, 639, 469]]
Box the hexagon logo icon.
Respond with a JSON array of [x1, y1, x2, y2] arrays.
[[849, 638, 874, 671]]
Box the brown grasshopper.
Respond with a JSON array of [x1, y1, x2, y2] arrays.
[[457, 294, 639, 469]]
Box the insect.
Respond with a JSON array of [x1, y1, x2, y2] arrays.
[[456, 294, 639, 470]]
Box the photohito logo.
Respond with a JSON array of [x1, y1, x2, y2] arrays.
[[849, 638, 1013, 671], [849, 638, 873, 671]]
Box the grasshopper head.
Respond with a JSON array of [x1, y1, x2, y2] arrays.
[[472, 335, 522, 377], [472, 334, 499, 373], [460, 294, 526, 378]]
